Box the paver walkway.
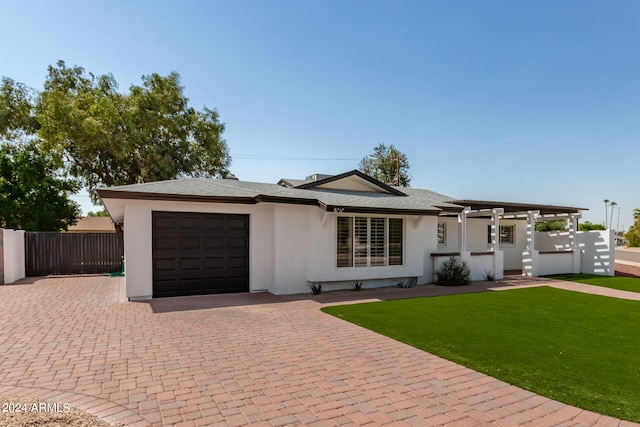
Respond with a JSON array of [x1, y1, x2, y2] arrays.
[[0, 276, 638, 426]]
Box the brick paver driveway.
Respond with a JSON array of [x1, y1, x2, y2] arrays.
[[0, 276, 637, 426]]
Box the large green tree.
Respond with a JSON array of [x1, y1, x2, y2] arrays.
[[1, 60, 231, 202], [358, 143, 410, 186], [0, 142, 80, 231], [0, 77, 40, 141]]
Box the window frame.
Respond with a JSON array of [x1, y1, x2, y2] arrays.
[[336, 216, 403, 268], [437, 222, 447, 247], [487, 224, 516, 246], [499, 225, 515, 245]]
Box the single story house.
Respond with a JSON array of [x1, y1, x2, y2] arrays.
[[67, 216, 117, 232], [97, 170, 613, 300]]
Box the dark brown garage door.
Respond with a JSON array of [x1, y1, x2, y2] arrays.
[[152, 211, 249, 298]]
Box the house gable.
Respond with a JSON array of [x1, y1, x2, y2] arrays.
[[294, 170, 407, 196]]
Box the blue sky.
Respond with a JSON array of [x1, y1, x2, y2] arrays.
[[2, 1, 638, 229]]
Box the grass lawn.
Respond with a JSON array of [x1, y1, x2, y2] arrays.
[[548, 273, 640, 293], [322, 287, 640, 422]]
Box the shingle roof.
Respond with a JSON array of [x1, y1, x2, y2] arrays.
[[97, 174, 463, 216], [67, 217, 117, 232], [97, 171, 586, 219]]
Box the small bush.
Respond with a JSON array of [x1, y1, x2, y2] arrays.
[[352, 281, 363, 291], [396, 277, 417, 288], [436, 257, 471, 286], [483, 270, 495, 281], [310, 282, 322, 295]]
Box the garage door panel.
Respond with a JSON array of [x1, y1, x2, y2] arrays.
[[154, 237, 175, 250], [152, 212, 249, 298], [205, 257, 225, 269], [179, 216, 201, 230], [179, 258, 201, 270], [227, 256, 247, 269], [204, 278, 227, 291], [204, 237, 224, 250], [179, 237, 202, 250], [154, 279, 179, 296], [228, 237, 248, 249], [154, 217, 177, 230], [155, 258, 177, 271], [227, 217, 248, 230], [179, 278, 204, 293], [204, 217, 225, 230]]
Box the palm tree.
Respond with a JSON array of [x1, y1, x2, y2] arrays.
[[634, 208, 640, 237], [604, 199, 610, 228], [609, 202, 617, 231]]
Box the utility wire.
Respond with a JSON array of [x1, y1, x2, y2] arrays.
[[231, 153, 358, 161]]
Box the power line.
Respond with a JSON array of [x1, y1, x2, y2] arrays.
[[231, 153, 359, 161]]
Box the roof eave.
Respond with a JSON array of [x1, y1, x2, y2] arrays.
[[453, 199, 587, 215], [321, 203, 440, 216], [96, 189, 257, 205]]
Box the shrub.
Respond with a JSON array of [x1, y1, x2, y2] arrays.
[[626, 226, 640, 247], [309, 282, 322, 295], [436, 257, 471, 286], [483, 270, 495, 281], [579, 221, 606, 231], [396, 277, 417, 288], [352, 281, 363, 291]]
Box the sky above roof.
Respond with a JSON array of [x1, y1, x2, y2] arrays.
[[2, 1, 638, 229]]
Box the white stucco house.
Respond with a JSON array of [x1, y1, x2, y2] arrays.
[[97, 170, 614, 300]]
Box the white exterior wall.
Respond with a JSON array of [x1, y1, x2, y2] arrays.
[[466, 219, 491, 252], [500, 219, 527, 270], [307, 213, 436, 290], [2, 229, 26, 285], [121, 200, 438, 298], [578, 230, 615, 276], [535, 252, 573, 276], [535, 231, 572, 251], [465, 218, 526, 271], [436, 217, 459, 252], [465, 253, 502, 281], [122, 200, 277, 300], [531, 230, 613, 276], [272, 204, 309, 294]]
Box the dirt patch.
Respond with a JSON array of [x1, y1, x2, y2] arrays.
[[0, 395, 116, 427]]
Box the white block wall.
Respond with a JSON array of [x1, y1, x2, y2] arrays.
[[2, 229, 26, 284], [578, 230, 615, 276]]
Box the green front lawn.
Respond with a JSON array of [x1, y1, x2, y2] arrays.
[[549, 274, 640, 293], [322, 287, 640, 422]]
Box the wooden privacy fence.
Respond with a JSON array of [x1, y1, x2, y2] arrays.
[[25, 232, 124, 276]]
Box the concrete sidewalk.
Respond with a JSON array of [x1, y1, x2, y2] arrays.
[[0, 276, 638, 426]]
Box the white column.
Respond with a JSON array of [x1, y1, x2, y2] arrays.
[[526, 211, 539, 251], [459, 207, 470, 252], [491, 209, 504, 278], [490, 208, 503, 251], [569, 213, 581, 273], [568, 213, 580, 251]]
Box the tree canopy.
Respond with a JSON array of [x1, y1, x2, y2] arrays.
[[535, 220, 567, 232], [0, 142, 80, 231], [1, 60, 231, 203], [358, 143, 410, 186], [577, 221, 606, 231]]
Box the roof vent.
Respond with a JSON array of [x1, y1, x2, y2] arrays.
[[305, 173, 332, 181]]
